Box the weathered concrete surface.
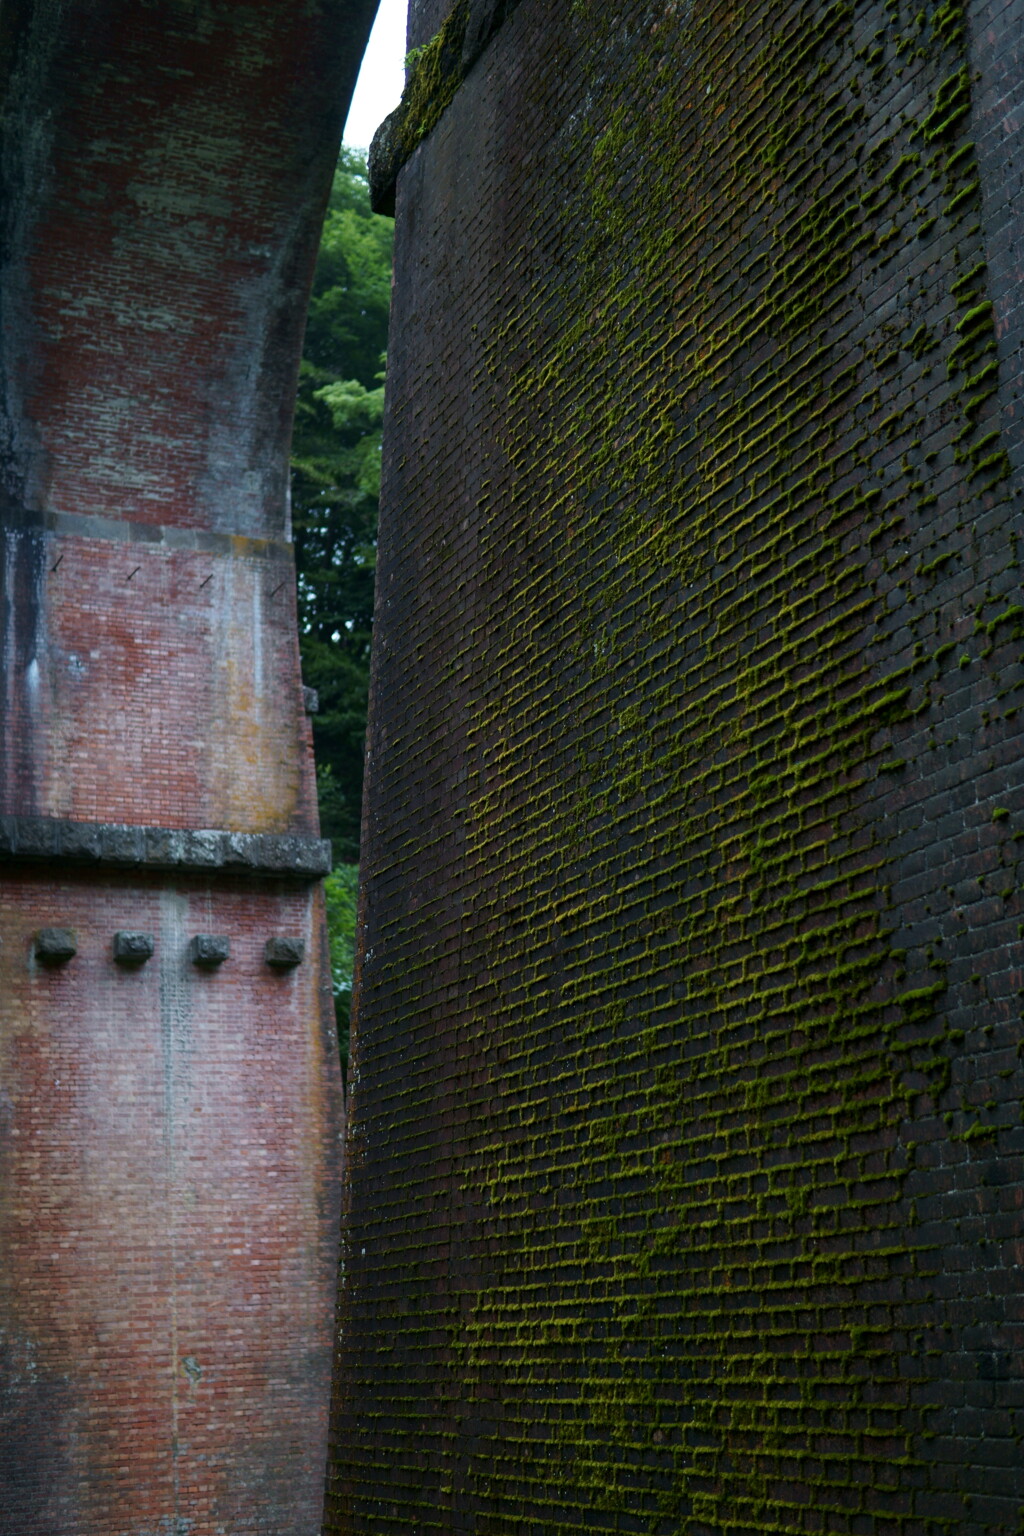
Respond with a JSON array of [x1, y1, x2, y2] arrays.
[[0, 1, 376, 1530]]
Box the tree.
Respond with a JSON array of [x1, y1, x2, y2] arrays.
[[292, 147, 394, 863], [324, 862, 359, 1076]]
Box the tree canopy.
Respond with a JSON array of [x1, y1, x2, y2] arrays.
[[292, 147, 393, 864]]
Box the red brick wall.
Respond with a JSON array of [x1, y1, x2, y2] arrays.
[[22, 531, 317, 833], [0, 1, 374, 1529], [2, 0, 353, 538], [0, 873, 341, 1535], [0, 0, 375, 825], [330, 0, 1024, 1530]]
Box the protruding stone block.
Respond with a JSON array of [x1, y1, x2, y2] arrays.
[[18, 818, 58, 858], [60, 820, 103, 862], [112, 931, 155, 965], [264, 936, 304, 969], [189, 934, 230, 967], [183, 830, 221, 867], [35, 927, 77, 963], [143, 826, 185, 867], [104, 826, 145, 864]]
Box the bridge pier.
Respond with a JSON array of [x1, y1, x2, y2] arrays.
[[0, 2, 376, 1529]]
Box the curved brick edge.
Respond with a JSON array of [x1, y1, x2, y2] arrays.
[[369, 0, 522, 214], [0, 816, 331, 879]]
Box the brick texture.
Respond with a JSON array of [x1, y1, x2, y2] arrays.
[[408, 0, 453, 49], [329, 1, 1024, 1531], [0, 1, 374, 1530], [0, 873, 340, 1535]]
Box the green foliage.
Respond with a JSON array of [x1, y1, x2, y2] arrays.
[[324, 862, 359, 1063], [292, 147, 393, 860]]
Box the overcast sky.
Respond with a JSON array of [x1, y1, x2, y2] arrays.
[[343, 0, 408, 152]]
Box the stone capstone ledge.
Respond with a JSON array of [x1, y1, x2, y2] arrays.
[[369, 0, 522, 214], [2, 503, 295, 561], [0, 817, 331, 879]]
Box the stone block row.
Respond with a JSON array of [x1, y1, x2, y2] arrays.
[[32, 926, 305, 968]]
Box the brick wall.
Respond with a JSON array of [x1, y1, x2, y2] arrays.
[[0, 873, 340, 1535], [0, 1, 374, 1530], [329, 0, 1024, 1531], [407, 0, 453, 49], [0, 526, 319, 832], [0, 0, 372, 825]]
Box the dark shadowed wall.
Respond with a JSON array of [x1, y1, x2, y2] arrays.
[[0, 1, 376, 1531], [407, 0, 454, 46], [329, 0, 1024, 1531]]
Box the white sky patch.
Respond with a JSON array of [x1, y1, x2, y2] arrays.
[[343, 0, 408, 152]]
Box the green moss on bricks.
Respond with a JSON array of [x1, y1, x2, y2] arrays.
[[450, 2, 961, 1523], [921, 64, 971, 140], [396, 0, 470, 152], [332, 0, 1024, 1527], [367, 0, 493, 212]]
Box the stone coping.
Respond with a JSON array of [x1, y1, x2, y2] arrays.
[[369, 0, 524, 215], [0, 816, 331, 879], [2, 504, 294, 560]]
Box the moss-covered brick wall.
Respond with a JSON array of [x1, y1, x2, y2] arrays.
[[327, 0, 1024, 1530]]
